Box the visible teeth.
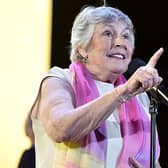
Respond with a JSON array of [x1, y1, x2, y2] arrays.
[[113, 54, 124, 59], [108, 54, 125, 59]]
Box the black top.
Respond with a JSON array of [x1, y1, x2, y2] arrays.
[[18, 145, 35, 168]]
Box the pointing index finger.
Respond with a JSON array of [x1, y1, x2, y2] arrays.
[[147, 47, 164, 67]]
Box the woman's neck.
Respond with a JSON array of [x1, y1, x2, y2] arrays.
[[89, 69, 119, 84], [84, 63, 122, 84]]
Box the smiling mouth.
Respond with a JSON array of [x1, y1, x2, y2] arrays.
[[107, 53, 126, 59]]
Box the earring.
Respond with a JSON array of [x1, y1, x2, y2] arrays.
[[83, 55, 88, 63]]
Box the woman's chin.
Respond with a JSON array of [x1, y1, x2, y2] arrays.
[[109, 67, 127, 75]]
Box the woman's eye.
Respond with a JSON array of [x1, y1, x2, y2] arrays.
[[123, 33, 130, 39], [103, 31, 113, 38]]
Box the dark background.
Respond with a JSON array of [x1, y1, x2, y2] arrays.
[[51, 0, 168, 166]]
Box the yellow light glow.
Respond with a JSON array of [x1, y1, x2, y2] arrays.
[[0, 0, 52, 167]]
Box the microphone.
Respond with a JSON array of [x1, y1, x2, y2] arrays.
[[127, 58, 168, 106]]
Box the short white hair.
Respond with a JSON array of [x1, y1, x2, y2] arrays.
[[70, 6, 135, 62]]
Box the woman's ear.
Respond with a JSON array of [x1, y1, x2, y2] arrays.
[[78, 47, 88, 59]]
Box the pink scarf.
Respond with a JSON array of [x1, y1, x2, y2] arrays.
[[69, 61, 160, 167]]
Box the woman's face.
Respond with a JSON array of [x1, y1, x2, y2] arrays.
[[81, 21, 134, 82]]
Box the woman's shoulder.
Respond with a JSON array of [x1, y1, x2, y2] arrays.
[[47, 66, 70, 77], [45, 66, 72, 83]]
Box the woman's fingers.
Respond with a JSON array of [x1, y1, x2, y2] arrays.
[[127, 48, 163, 95], [140, 66, 162, 89], [147, 47, 164, 68]]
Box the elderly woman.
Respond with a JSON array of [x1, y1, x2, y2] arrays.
[[31, 6, 162, 168]]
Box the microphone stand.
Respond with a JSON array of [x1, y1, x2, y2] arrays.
[[149, 89, 159, 168]]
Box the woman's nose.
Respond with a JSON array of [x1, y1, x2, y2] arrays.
[[114, 36, 122, 46]]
